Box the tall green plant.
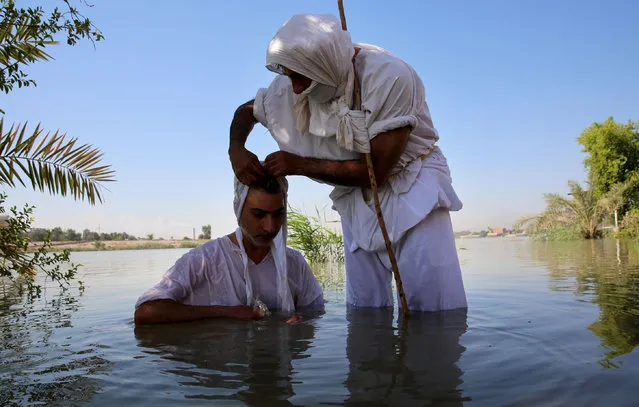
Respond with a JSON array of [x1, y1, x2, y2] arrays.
[[287, 206, 344, 264]]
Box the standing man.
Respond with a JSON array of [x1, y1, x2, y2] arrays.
[[229, 14, 466, 311]]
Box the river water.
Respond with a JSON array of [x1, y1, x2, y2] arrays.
[[1, 238, 638, 406]]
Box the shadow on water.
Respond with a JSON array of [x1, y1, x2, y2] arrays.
[[133, 307, 469, 406], [0, 280, 111, 407], [522, 239, 639, 368]]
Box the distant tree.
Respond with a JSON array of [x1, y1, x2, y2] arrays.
[[577, 118, 639, 200], [198, 224, 211, 240], [516, 178, 639, 239], [27, 227, 49, 241], [64, 228, 81, 241], [146, 234, 153, 240], [50, 226, 64, 241]]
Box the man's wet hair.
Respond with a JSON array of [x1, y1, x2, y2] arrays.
[[253, 174, 282, 194]]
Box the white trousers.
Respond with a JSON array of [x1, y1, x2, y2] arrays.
[[343, 208, 468, 311]]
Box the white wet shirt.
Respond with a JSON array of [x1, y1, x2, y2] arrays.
[[135, 236, 325, 311]]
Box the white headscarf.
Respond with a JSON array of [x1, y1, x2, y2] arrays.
[[233, 175, 295, 314], [266, 14, 370, 153]]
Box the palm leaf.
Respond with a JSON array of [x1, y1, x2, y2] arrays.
[[0, 119, 115, 204]]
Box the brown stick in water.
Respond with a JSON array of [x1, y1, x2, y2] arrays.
[[337, 0, 409, 317]]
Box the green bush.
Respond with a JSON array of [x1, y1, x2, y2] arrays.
[[529, 225, 583, 241], [616, 209, 639, 238], [0, 193, 79, 294]]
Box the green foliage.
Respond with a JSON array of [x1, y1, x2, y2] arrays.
[[517, 177, 639, 240], [0, 192, 79, 294], [528, 225, 582, 241], [27, 227, 136, 242], [27, 227, 48, 241], [146, 234, 153, 240], [0, 1, 110, 293], [92, 240, 104, 250], [50, 226, 64, 241], [198, 224, 211, 240], [616, 209, 639, 239], [577, 117, 639, 200], [0, 0, 103, 100], [287, 206, 344, 264]]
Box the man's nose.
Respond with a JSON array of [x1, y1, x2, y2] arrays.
[[263, 216, 278, 233]]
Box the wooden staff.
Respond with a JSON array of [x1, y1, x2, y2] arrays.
[[337, 0, 409, 317]]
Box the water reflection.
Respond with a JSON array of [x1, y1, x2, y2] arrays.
[[345, 308, 469, 406], [134, 317, 317, 405], [0, 282, 109, 406], [133, 307, 469, 406], [524, 239, 639, 368]]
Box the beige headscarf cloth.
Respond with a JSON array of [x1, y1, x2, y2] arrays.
[[233, 175, 295, 314], [266, 14, 370, 153]]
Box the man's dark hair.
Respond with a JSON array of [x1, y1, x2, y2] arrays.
[[253, 174, 282, 194]]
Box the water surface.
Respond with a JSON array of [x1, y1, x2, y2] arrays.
[[1, 238, 638, 406]]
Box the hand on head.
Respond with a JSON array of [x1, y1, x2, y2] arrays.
[[229, 146, 265, 186]]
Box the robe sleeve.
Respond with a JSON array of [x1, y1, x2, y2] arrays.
[[361, 60, 421, 140], [134, 250, 204, 308]]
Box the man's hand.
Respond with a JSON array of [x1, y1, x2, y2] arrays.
[[264, 151, 303, 177], [229, 145, 265, 186]]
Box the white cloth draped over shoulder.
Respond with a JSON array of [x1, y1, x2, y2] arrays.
[[233, 175, 294, 313], [255, 14, 462, 254]]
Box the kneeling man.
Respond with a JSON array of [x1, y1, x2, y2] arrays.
[[134, 174, 325, 325]]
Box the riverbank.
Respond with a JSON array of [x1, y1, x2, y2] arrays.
[[28, 239, 208, 253]]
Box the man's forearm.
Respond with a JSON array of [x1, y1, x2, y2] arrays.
[[229, 99, 257, 150], [295, 156, 373, 187], [293, 126, 411, 187], [135, 300, 239, 325]]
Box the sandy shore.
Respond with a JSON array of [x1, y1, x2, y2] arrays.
[[28, 239, 208, 252]]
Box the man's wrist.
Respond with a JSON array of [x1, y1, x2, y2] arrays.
[[205, 305, 228, 318]]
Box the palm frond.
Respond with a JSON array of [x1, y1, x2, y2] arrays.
[[0, 119, 115, 204]]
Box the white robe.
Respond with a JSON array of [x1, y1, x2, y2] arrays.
[[135, 236, 325, 311], [254, 45, 467, 311]]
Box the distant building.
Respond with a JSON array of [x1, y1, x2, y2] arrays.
[[487, 227, 506, 237]]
